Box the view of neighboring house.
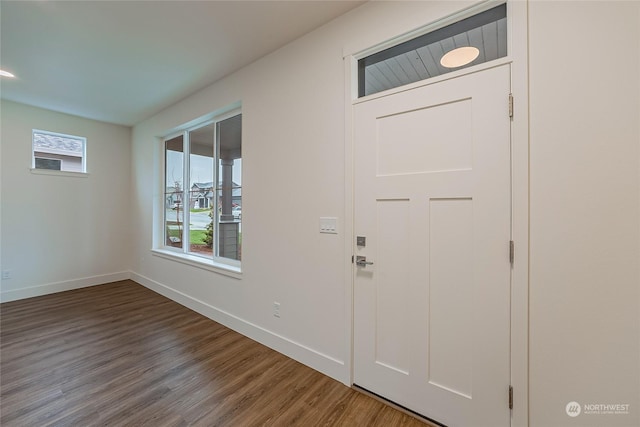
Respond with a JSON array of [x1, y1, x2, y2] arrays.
[[190, 182, 214, 209], [165, 181, 242, 209], [32, 131, 84, 172]]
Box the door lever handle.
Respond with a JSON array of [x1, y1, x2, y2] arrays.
[[355, 256, 374, 267]]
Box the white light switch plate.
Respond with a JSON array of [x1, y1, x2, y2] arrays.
[[319, 217, 338, 234]]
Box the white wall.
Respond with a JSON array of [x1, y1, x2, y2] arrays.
[[0, 100, 132, 301], [529, 2, 640, 426]]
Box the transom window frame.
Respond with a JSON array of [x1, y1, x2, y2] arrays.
[[153, 106, 243, 278], [355, 1, 508, 99]]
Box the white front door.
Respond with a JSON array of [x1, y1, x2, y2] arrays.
[[353, 65, 512, 427]]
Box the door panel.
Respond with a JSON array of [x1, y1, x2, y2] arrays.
[[376, 99, 473, 176], [428, 197, 474, 399], [375, 199, 411, 374], [353, 65, 511, 427]]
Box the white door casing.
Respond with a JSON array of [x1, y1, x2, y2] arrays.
[[353, 64, 512, 427]]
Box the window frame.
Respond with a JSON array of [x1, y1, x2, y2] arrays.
[[155, 107, 243, 276], [357, 2, 507, 98], [31, 129, 87, 175]]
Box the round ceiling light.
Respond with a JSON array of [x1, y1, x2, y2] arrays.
[[440, 47, 480, 68], [0, 69, 16, 78]]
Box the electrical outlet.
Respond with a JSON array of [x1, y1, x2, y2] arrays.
[[273, 302, 281, 318], [2, 270, 11, 280]]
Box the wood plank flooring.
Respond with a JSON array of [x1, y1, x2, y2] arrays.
[[0, 280, 431, 426]]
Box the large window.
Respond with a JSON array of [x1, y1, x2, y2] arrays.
[[32, 129, 87, 173], [163, 111, 242, 267]]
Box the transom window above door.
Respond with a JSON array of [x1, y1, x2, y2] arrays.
[[358, 3, 507, 97]]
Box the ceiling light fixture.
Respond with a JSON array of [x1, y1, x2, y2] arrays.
[[440, 46, 480, 68], [0, 69, 16, 78]]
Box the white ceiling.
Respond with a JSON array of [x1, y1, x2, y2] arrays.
[[0, 0, 364, 126]]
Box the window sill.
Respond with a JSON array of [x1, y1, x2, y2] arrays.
[[151, 249, 242, 279], [30, 168, 89, 178]]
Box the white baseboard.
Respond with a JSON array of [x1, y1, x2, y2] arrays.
[[130, 271, 348, 385], [0, 271, 131, 303]]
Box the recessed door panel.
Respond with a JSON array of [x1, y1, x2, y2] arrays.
[[428, 197, 473, 399], [374, 199, 411, 374], [376, 99, 473, 176]]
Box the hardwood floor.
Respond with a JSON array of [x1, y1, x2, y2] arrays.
[[1, 280, 431, 426]]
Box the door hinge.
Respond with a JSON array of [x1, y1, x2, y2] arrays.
[[351, 255, 354, 264], [508, 93, 514, 119], [509, 385, 514, 410], [509, 240, 515, 265]]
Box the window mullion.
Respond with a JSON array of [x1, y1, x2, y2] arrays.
[[213, 122, 220, 259], [183, 130, 190, 254]]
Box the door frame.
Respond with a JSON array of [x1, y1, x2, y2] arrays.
[[341, 1, 530, 426]]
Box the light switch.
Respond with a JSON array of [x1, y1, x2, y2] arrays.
[[319, 217, 337, 234]]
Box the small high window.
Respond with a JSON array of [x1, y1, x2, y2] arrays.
[[358, 3, 507, 97], [32, 129, 87, 173]]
